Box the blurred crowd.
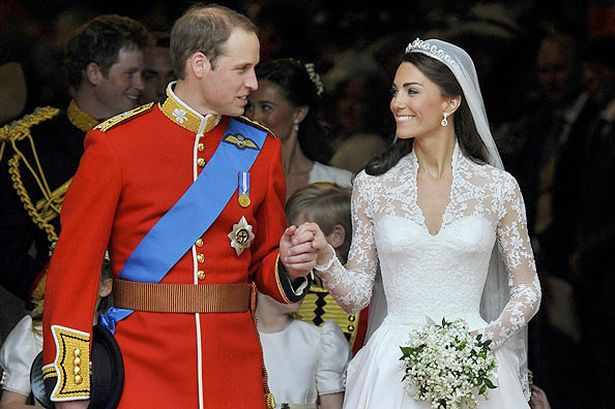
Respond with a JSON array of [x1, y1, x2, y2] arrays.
[[1, 0, 614, 408]]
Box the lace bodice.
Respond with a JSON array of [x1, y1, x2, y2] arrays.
[[316, 145, 541, 348]]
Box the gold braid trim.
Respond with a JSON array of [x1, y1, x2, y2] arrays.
[[7, 107, 62, 242], [273, 254, 293, 304], [0, 124, 12, 162], [42, 363, 57, 380], [8, 107, 60, 142], [237, 115, 275, 137], [94, 102, 154, 132], [8, 155, 59, 242], [66, 100, 99, 132], [50, 325, 91, 400]]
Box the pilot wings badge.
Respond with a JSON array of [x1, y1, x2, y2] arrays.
[[223, 133, 259, 150], [228, 216, 255, 256]]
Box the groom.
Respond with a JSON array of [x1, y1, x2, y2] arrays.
[[42, 4, 316, 409]]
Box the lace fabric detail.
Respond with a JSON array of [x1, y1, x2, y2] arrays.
[[316, 145, 541, 349]]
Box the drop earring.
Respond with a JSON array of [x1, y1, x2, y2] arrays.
[[441, 112, 448, 127], [292, 121, 300, 132]]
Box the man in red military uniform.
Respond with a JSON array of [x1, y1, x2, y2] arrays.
[[42, 4, 316, 409]]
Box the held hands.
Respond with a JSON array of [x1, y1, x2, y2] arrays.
[[279, 225, 316, 278], [285, 222, 335, 269], [279, 222, 333, 278]]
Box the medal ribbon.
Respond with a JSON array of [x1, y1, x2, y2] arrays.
[[238, 171, 250, 205]]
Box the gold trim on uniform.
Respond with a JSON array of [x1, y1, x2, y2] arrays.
[[5, 103, 99, 241], [236, 115, 275, 137], [94, 102, 154, 132], [274, 254, 293, 304], [223, 133, 259, 150], [66, 100, 99, 132], [50, 325, 91, 401], [265, 392, 276, 409], [6, 107, 63, 241], [42, 363, 57, 380], [298, 281, 362, 348], [228, 216, 255, 256], [160, 81, 220, 134], [0, 124, 11, 162]]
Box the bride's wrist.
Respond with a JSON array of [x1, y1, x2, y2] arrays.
[[314, 244, 336, 271]]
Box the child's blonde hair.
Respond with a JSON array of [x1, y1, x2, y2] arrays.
[[286, 182, 352, 263]]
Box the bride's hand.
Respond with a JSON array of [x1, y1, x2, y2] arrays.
[[295, 222, 334, 266]]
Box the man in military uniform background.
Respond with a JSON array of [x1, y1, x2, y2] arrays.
[[42, 4, 316, 409], [0, 15, 149, 312]]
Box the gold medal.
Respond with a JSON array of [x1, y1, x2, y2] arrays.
[[238, 192, 251, 208]]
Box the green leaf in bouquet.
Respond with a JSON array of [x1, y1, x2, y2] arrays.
[[400, 346, 415, 358], [484, 378, 496, 389]]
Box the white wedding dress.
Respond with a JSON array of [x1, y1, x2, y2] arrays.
[[316, 145, 541, 408]]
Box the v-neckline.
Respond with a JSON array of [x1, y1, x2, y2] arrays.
[[411, 144, 459, 237]]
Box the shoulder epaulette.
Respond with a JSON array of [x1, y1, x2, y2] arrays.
[[94, 102, 154, 132], [236, 115, 276, 138], [8, 107, 62, 142]]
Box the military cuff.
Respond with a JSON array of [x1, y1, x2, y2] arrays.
[[275, 255, 313, 303], [50, 325, 91, 401]]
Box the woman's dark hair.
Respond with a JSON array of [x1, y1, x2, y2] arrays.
[[365, 52, 489, 176], [255, 58, 333, 163]]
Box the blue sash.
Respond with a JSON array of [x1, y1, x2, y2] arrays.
[[100, 118, 267, 332]]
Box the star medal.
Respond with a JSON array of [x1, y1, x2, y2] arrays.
[[228, 216, 255, 256], [238, 171, 251, 208]]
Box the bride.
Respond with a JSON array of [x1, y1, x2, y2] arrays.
[[298, 38, 541, 408]]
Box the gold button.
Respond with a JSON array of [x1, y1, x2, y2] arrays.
[[348, 315, 356, 322], [347, 325, 355, 332], [197, 270, 206, 280], [73, 348, 81, 357], [197, 158, 206, 167], [74, 357, 81, 366], [197, 253, 205, 263], [74, 374, 83, 384], [73, 366, 81, 375], [198, 143, 205, 152], [195, 239, 203, 247]]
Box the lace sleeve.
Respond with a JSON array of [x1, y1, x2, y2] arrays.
[[315, 173, 379, 314], [484, 175, 541, 348]]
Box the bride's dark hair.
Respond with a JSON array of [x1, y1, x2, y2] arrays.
[[365, 52, 489, 176]]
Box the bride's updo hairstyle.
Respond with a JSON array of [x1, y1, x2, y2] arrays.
[[365, 52, 489, 176]]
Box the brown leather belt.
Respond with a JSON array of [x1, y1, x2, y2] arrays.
[[112, 279, 255, 313]]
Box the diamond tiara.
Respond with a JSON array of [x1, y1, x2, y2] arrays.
[[405, 38, 458, 69]]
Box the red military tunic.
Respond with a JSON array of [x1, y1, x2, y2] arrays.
[[42, 88, 302, 408]]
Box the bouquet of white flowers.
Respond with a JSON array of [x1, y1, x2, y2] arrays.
[[399, 318, 497, 409]]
